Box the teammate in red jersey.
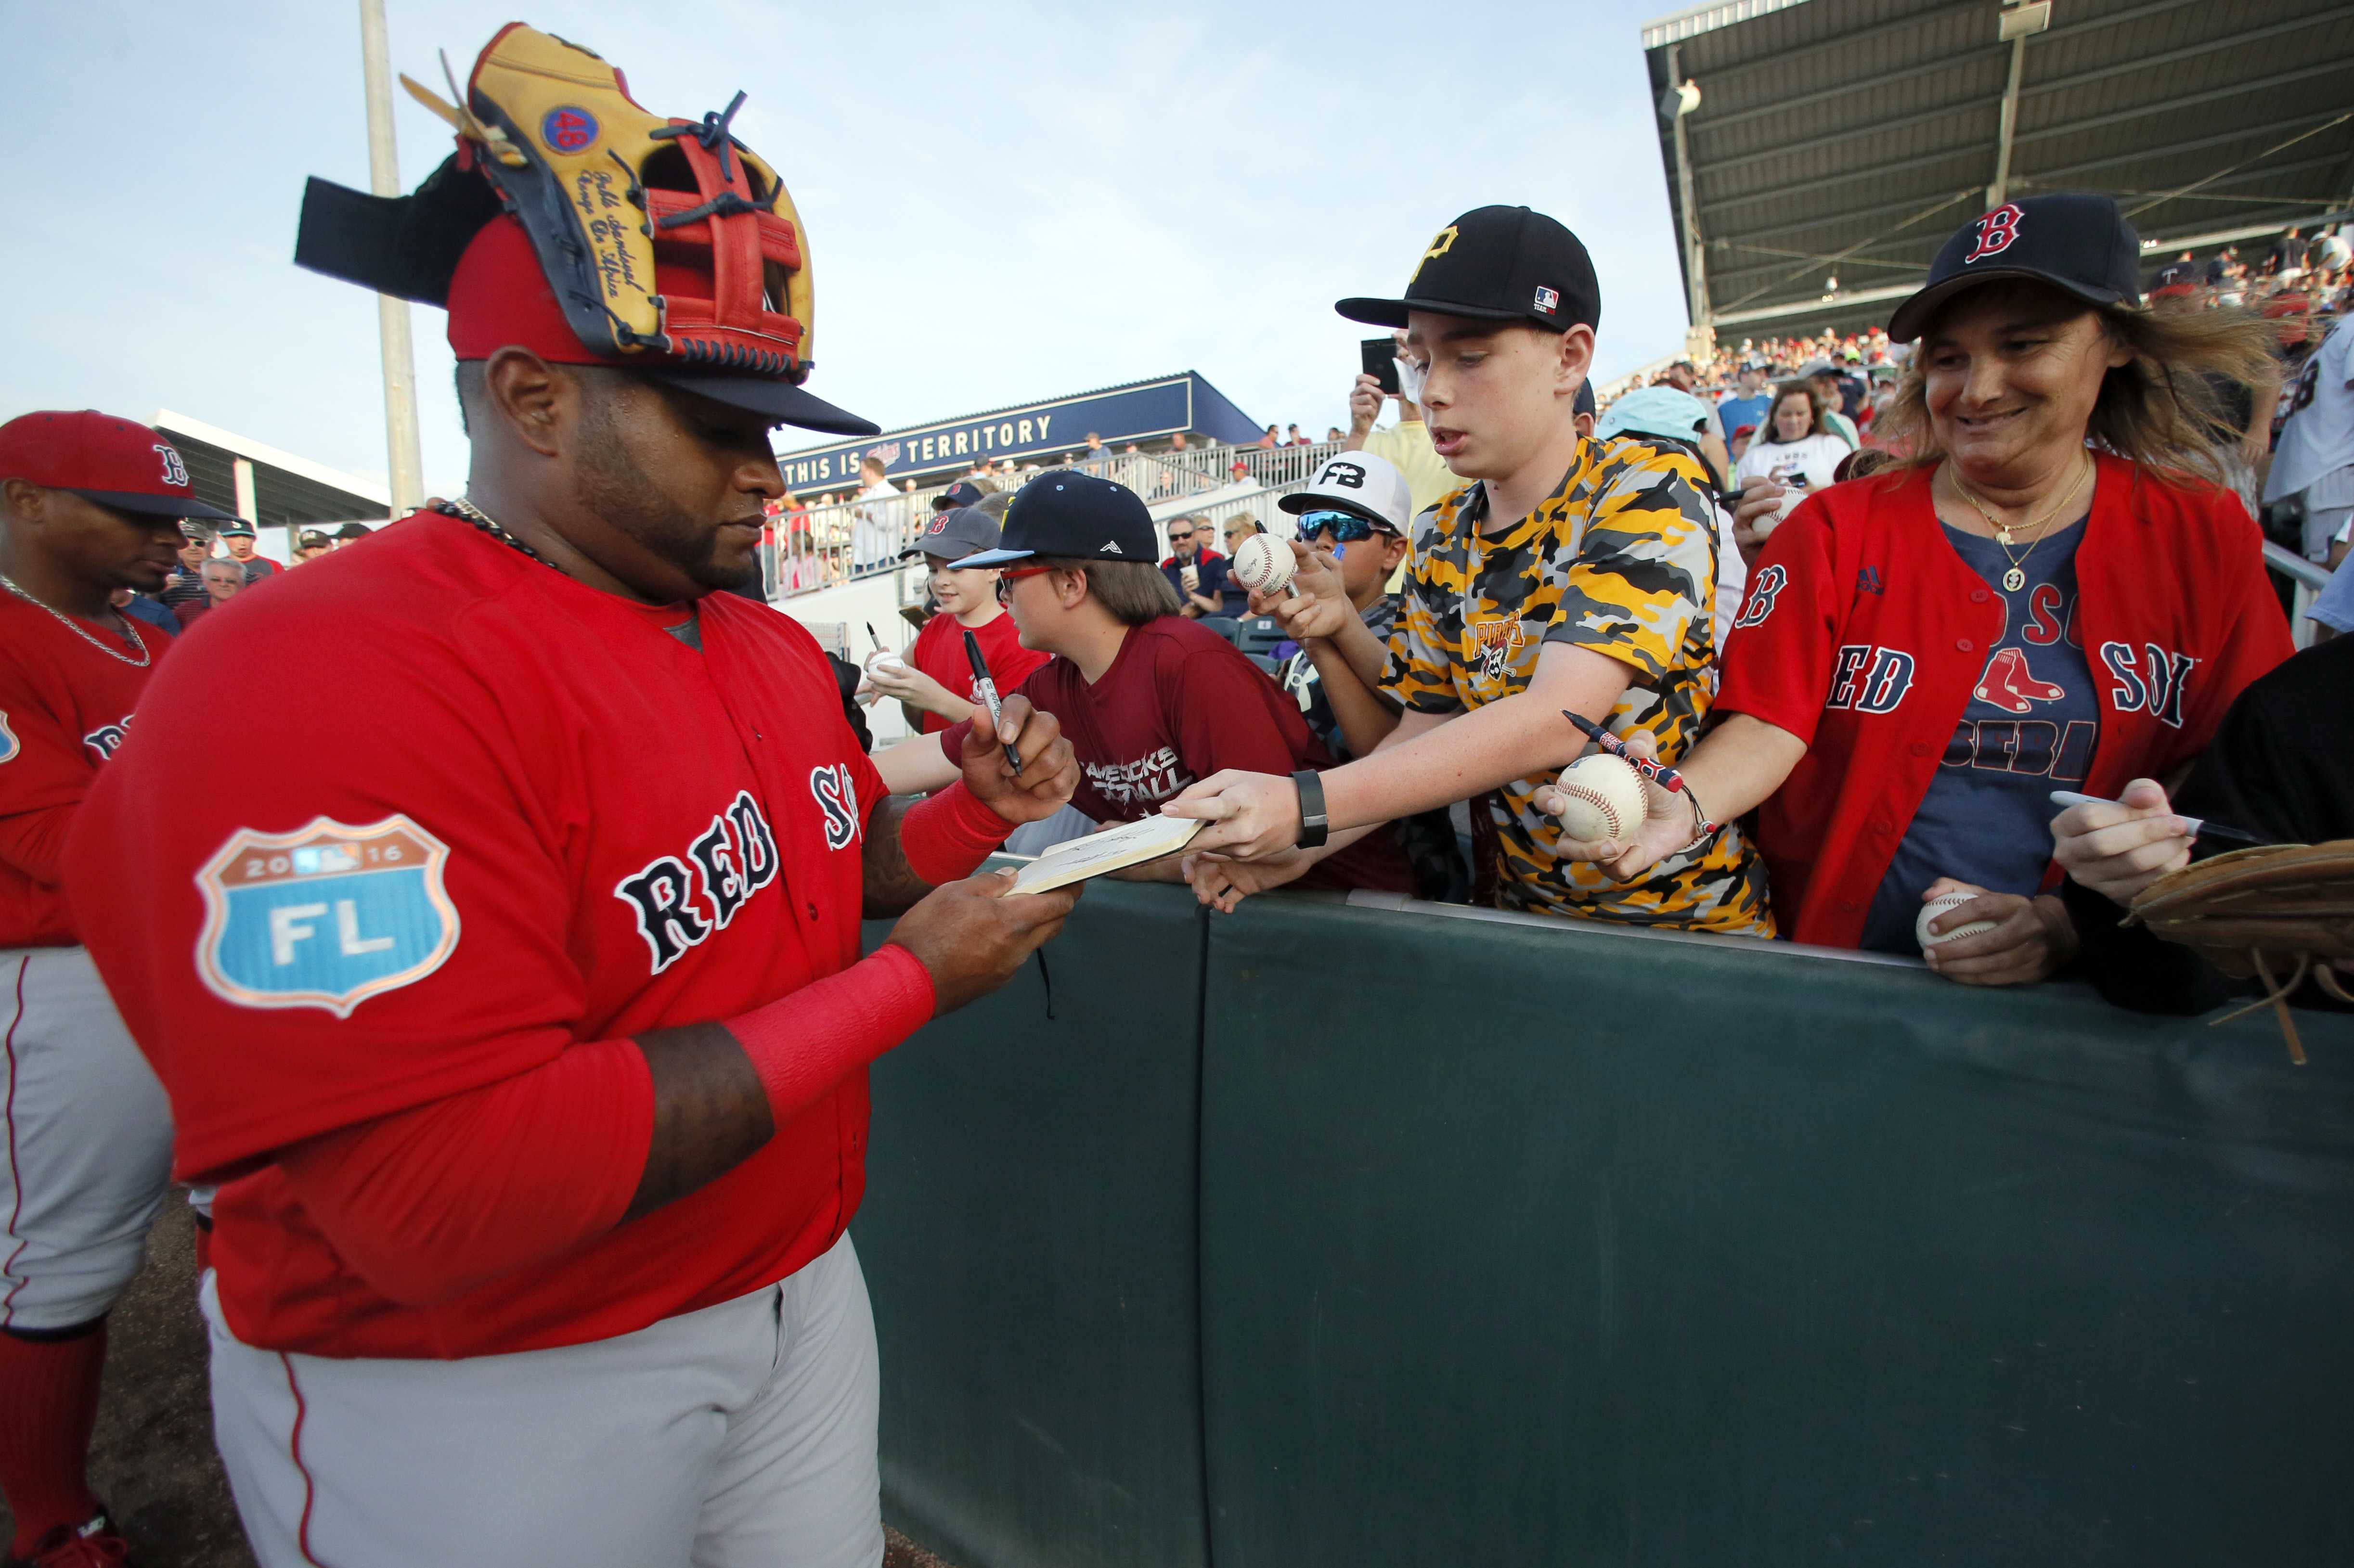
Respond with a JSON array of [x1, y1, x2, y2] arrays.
[[61, 41, 1083, 1563], [0, 409, 238, 1568], [1547, 193, 2289, 982]]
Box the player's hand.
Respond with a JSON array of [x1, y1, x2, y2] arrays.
[[1532, 730, 1694, 881], [1731, 476, 1786, 567], [1181, 848, 1312, 913], [1918, 878, 2078, 987], [958, 694, 1078, 825], [885, 869, 1081, 1015], [1348, 373, 1384, 437], [2051, 777, 2194, 906], [1159, 769, 1300, 860], [1248, 542, 1354, 640], [867, 659, 954, 712]]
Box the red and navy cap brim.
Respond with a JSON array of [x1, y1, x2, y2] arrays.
[[66, 487, 240, 522], [1888, 268, 2127, 343]]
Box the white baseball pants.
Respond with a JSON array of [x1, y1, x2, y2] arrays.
[[204, 1230, 884, 1568], [0, 945, 174, 1332]]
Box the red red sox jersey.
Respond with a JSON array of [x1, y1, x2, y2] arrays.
[[0, 594, 166, 948], [905, 607, 1047, 735], [65, 515, 892, 1358], [1718, 454, 2291, 947]]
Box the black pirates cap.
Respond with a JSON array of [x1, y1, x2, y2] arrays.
[[1337, 206, 1601, 334], [950, 471, 1157, 568], [1888, 193, 2144, 343]]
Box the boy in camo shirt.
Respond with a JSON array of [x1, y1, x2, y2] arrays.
[[1171, 204, 1773, 936]]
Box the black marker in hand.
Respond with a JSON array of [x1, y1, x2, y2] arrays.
[[965, 628, 1022, 780]]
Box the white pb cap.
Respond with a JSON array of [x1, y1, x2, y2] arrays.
[[1278, 451, 1415, 535]]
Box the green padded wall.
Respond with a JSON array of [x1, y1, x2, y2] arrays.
[[858, 879, 1213, 1568], [1198, 902, 2354, 1568]]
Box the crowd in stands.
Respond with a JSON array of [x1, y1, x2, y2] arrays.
[[123, 516, 372, 635]]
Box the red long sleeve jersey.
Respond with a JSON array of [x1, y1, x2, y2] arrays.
[[1717, 455, 2292, 948], [0, 594, 166, 947], [64, 517, 895, 1358]]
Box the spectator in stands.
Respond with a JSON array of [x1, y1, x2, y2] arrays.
[[112, 585, 177, 638], [1600, 386, 1746, 648], [1159, 511, 1229, 618], [1216, 514, 1265, 617], [1558, 193, 2289, 984], [332, 522, 373, 548], [776, 528, 828, 593], [850, 454, 901, 574], [175, 558, 245, 629], [1728, 424, 1756, 464], [1172, 204, 1770, 932], [1799, 361, 1862, 449], [1190, 516, 1227, 562], [878, 474, 1413, 894], [217, 519, 278, 584], [1731, 382, 1850, 565], [1274, 453, 1418, 762], [1326, 425, 1345, 441], [1345, 328, 1457, 516], [1251, 424, 1277, 449], [1080, 432, 1112, 468], [1716, 361, 1772, 441], [932, 478, 990, 516], [2262, 312, 2352, 564], [2150, 281, 2277, 520], [865, 506, 1049, 734], [1286, 424, 1311, 447], [159, 526, 215, 612], [1834, 348, 1868, 419], [1660, 360, 1726, 446], [295, 529, 333, 563]]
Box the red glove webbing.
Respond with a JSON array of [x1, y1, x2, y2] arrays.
[[899, 781, 1013, 887]]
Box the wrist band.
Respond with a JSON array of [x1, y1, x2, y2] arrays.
[[1679, 780, 1721, 854], [1293, 769, 1329, 849], [902, 782, 1012, 886]]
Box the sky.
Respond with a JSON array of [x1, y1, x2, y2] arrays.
[[4, 0, 1700, 498]]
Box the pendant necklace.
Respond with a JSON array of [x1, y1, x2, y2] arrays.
[[1946, 456, 2091, 592]]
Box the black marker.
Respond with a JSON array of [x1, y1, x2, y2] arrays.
[[965, 628, 1022, 780]]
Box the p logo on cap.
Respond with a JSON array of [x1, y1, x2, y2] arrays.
[[1414, 225, 1460, 277]]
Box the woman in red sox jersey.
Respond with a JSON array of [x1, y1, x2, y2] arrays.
[[1549, 193, 2289, 983]]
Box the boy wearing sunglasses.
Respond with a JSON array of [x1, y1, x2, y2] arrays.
[[1274, 453, 1416, 761]]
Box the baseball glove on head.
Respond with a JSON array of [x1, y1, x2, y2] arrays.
[[2125, 840, 2354, 1064]]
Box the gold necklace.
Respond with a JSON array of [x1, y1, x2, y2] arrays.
[[1945, 456, 2092, 592], [0, 572, 150, 667]]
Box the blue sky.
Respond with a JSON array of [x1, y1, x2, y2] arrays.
[[5, 0, 1697, 496]]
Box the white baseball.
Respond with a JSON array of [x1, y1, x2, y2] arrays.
[[1231, 533, 1296, 594], [1916, 890, 1998, 950], [1550, 754, 1646, 844], [865, 651, 909, 678]]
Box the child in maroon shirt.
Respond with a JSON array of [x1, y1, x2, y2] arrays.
[[918, 471, 1411, 894]]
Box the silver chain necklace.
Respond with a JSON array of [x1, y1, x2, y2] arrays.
[[439, 496, 559, 569], [0, 572, 150, 667]]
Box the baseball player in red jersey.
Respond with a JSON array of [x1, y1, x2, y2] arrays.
[[1548, 194, 2290, 978], [0, 410, 238, 1567], [62, 27, 1082, 1565]]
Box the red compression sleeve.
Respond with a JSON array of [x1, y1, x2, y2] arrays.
[[276, 1038, 654, 1309], [900, 781, 1013, 886], [726, 945, 936, 1127]]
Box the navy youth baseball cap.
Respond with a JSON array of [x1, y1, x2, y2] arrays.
[[1888, 192, 2143, 343], [951, 470, 1157, 568], [902, 505, 1003, 563], [1338, 205, 1600, 334], [932, 479, 988, 512]]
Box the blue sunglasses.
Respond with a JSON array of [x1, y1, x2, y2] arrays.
[[1295, 509, 1393, 544]]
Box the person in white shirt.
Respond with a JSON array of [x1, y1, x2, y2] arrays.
[[2262, 314, 2354, 563], [850, 455, 903, 575], [1731, 381, 1852, 565]]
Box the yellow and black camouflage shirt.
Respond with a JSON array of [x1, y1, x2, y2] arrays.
[[1380, 436, 1775, 935]]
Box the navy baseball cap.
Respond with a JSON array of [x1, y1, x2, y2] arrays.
[[1888, 193, 2143, 343], [950, 471, 1157, 568], [1574, 381, 1596, 419], [902, 505, 1003, 563], [217, 518, 257, 537], [1338, 205, 1600, 334], [933, 479, 987, 512]]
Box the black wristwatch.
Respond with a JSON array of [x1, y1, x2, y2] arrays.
[[1292, 769, 1329, 848]]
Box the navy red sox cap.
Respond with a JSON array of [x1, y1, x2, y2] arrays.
[[1338, 205, 1601, 334], [932, 479, 988, 513], [0, 410, 239, 522], [1888, 193, 2143, 343], [951, 470, 1157, 568]]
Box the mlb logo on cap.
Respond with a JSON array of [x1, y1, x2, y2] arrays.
[[1534, 286, 1560, 313]]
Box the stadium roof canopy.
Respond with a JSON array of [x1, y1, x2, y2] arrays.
[[1643, 0, 2354, 340]]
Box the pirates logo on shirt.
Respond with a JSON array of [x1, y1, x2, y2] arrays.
[[194, 816, 460, 1017], [1467, 617, 1526, 682]]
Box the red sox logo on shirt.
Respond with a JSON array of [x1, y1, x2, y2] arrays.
[[614, 790, 782, 974], [82, 713, 133, 760], [1824, 643, 1915, 714], [809, 763, 860, 851], [1965, 203, 2024, 263], [1733, 565, 1785, 629]]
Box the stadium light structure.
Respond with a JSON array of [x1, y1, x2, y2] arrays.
[[1989, 0, 2054, 208]]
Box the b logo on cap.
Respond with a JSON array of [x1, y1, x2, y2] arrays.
[[1964, 203, 2024, 264], [155, 445, 189, 489], [541, 106, 600, 154]]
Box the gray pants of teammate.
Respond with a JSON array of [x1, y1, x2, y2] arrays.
[[205, 1231, 884, 1567]]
